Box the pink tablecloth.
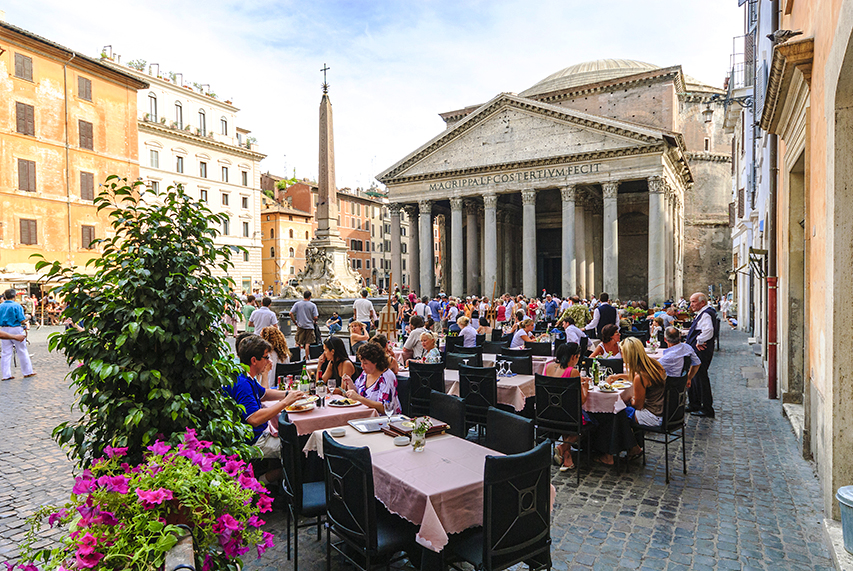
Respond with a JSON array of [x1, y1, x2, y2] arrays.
[[482, 354, 555, 375], [443, 369, 535, 411], [583, 384, 634, 414], [265, 397, 377, 436]]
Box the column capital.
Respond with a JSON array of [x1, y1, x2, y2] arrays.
[[521, 189, 537, 205], [388, 202, 403, 216], [418, 199, 433, 215], [403, 204, 418, 219], [560, 185, 576, 202], [602, 181, 619, 199], [648, 176, 664, 194], [450, 197, 464, 211], [464, 198, 481, 214], [483, 193, 498, 209]]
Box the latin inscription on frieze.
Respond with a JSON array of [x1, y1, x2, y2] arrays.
[[428, 163, 603, 192]]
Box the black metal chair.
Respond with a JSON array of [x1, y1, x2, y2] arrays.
[[446, 441, 552, 571], [276, 360, 307, 381], [475, 334, 486, 346], [495, 354, 532, 375], [483, 340, 508, 354], [407, 361, 446, 418], [621, 331, 649, 345], [501, 333, 514, 346], [579, 357, 623, 375], [525, 341, 552, 357], [397, 373, 411, 417], [446, 351, 483, 370], [453, 345, 484, 356], [444, 335, 464, 354], [290, 347, 302, 362], [553, 337, 566, 355], [322, 432, 415, 571], [279, 416, 326, 571], [491, 328, 504, 342], [534, 373, 590, 486], [458, 364, 498, 437], [484, 406, 535, 455], [533, 322, 547, 334], [308, 343, 325, 360], [429, 390, 466, 438], [636, 375, 689, 484], [500, 347, 533, 358], [578, 335, 590, 357]]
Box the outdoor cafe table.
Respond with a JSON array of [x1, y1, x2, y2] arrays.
[[482, 353, 555, 375], [303, 426, 556, 553], [264, 396, 378, 436], [442, 369, 534, 412]]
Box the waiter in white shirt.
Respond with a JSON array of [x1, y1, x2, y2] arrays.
[[685, 292, 718, 418]]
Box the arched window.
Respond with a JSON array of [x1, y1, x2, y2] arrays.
[[270, 247, 275, 257], [174, 101, 183, 128], [148, 93, 157, 121], [270, 228, 275, 239], [289, 229, 294, 238], [198, 109, 206, 136], [289, 247, 295, 258], [220, 116, 228, 135]]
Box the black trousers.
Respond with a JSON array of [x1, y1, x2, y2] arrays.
[[688, 345, 714, 413]]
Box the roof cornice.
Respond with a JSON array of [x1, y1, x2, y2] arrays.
[[685, 151, 732, 163], [139, 121, 266, 160], [527, 65, 686, 104]]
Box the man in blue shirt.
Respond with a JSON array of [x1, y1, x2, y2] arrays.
[[223, 334, 304, 483], [658, 327, 700, 383], [428, 295, 442, 333], [543, 294, 559, 328], [0, 289, 34, 380]]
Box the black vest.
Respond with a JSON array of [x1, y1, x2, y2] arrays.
[[596, 303, 618, 338], [686, 305, 717, 348]]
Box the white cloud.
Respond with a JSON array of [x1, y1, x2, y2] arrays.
[[4, 0, 743, 189]]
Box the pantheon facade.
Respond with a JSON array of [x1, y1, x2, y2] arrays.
[[377, 60, 732, 304]]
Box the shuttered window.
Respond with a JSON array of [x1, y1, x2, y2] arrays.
[[18, 159, 36, 191], [80, 171, 95, 201], [15, 102, 35, 136], [14, 53, 33, 81], [20, 219, 37, 245], [81, 225, 95, 249], [79, 120, 93, 150], [737, 188, 745, 219], [78, 76, 92, 101]]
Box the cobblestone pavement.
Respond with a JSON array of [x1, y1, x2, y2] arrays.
[[1, 326, 836, 570]]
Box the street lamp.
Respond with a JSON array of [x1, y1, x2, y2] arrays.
[[703, 93, 754, 123]]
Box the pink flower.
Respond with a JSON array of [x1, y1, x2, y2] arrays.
[[181, 429, 200, 451], [256, 494, 273, 513], [246, 515, 265, 528], [195, 455, 216, 472], [178, 449, 203, 464], [256, 532, 275, 557], [147, 441, 172, 455], [75, 550, 104, 569], [135, 488, 174, 509], [202, 554, 212, 571], [19, 565, 39, 571], [238, 473, 264, 493], [97, 475, 129, 494], [223, 459, 245, 476], [98, 510, 119, 526], [78, 533, 98, 550], [48, 508, 68, 527], [217, 513, 243, 532], [72, 475, 95, 495], [103, 445, 128, 458], [197, 440, 213, 449]]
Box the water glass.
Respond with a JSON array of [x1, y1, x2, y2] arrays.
[[327, 378, 337, 393]]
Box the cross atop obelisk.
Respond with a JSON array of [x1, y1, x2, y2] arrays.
[[321, 63, 330, 94]]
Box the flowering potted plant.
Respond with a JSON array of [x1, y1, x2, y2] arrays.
[[411, 417, 432, 452], [17, 429, 274, 571]]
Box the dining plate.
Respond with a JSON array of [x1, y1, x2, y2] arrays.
[[285, 402, 316, 413], [328, 398, 361, 407], [598, 389, 618, 393]]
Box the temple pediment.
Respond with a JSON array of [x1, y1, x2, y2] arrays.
[[377, 93, 673, 183]]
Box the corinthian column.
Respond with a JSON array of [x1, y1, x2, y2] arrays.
[[602, 182, 619, 298], [450, 198, 464, 298], [522, 189, 537, 298], [648, 176, 666, 305], [389, 203, 402, 287], [483, 194, 498, 298], [418, 199, 434, 298], [404, 205, 420, 293], [465, 199, 480, 295], [575, 191, 587, 298], [561, 185, 577, 298]]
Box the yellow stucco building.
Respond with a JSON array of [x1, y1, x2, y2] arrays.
[[0, 20, 147, 291]]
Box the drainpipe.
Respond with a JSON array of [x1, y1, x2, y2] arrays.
[[63, 54, 76, 266], [767, 0, 779, 399]]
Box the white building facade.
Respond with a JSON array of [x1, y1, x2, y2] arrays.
[[120, 66, 266, 292]]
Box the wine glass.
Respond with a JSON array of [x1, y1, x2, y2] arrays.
[[327, 377, 337, 393], [383, 399, 396, 425]]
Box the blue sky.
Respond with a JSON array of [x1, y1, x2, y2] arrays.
[[3, 0, 744, 189]]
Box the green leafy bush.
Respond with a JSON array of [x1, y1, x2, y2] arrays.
[[557, 304, 591, 328], [36, 177, 253, 468]]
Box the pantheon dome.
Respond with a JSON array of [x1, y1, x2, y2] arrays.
[[519, 58, 718, 97]]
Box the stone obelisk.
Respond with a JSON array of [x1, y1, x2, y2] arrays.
[[291, 65, 361, 298]]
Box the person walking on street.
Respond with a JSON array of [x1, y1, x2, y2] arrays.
[[241, 295, 257, 333], [353, 289, 375, 332], [248, 297, 278, 333], [686, 292, 718, 418], [0, 289, 34, 380], [290, 290, 319, 356]]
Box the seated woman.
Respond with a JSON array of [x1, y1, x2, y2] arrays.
[[510, 318, 536, 349], [544, 342, 587, 472], [342, 342, 401, 415], [349, 320, 369, 354], [411, 331, 441, 364], [317, 336, 356, 391], [589, 323, 622, 358], [369, 333, 400, 375], [457, 316, 478, 348], [649, 316, 665, 342], [259, 326, 291, 388], [619, 337, 667, 428]]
